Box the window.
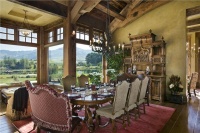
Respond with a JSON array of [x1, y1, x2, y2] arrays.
[[76, 26, 89, 41], [93, 30, 104, 43], [0, 27, 14, 41], [0, 44, 37, 84], [48, 31, 54, 43], [57, 27, 63, 41], [48, 44, 63, 85], [19, 32, 38, 43]]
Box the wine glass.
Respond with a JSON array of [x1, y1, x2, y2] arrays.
[[71, 84, 76, 93]]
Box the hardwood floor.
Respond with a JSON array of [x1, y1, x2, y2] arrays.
[[0, 92, 200, 133]]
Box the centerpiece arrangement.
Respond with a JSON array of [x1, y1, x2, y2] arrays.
[[168, 74, 183, 95]]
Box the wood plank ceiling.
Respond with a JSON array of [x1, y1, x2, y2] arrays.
[[3, 0, 200, 33]]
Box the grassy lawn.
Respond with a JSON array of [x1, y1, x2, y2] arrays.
[[0, 75, 36, 84]]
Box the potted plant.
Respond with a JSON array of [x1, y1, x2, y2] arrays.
[[88, 72, 101, 85], [168, 74, 183, 95]]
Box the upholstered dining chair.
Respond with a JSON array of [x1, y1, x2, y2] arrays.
[[95, 80, 130, 133], [77, 74, 89, 87], [137, 76, 149, 117], [24, 80, 82, 133], [62, 75, 76, 92], [188, 72, 198, 97], [125, 78, 141, 125]]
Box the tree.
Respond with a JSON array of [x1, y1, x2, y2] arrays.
[[85, 52, 102, 66]]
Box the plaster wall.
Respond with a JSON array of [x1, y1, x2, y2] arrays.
[[113, 0, 200, 95]]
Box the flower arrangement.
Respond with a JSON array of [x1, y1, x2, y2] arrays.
[[88, 72, 102, 85], [168, 74, 183, 94]]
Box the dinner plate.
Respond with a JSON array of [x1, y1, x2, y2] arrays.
[[67, 93, 80, 97], [100, 92, 112, 96], [75, 87, 85, 91]]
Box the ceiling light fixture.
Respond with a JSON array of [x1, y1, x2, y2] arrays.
[[18, 10, 33, 36], [89, 0, 124, 57]]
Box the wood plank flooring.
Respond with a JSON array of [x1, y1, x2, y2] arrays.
[[0, 94, 200, 133]]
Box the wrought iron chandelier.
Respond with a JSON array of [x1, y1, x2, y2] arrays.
[[89, 0, 124, 57], [18, 10, 33, 36]]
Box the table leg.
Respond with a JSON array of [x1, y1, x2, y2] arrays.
[[86, 106, 95, 133]]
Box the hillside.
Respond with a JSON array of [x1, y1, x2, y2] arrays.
[[0, 47, 92, 62]]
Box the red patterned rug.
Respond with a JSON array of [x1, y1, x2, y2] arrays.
[[12, 104, 175, 133]]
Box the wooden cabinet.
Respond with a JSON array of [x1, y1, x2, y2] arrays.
[[123, 30, 166, 101]]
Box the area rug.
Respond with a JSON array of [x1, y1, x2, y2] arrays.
[[12, 104, 175, 133]]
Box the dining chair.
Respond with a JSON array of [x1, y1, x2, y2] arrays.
[[77, 74, 89, 87], [188, 72, 198, 97], [137, 76, 149, 117], [95, 80, 130, 133], [125, 78, 141, 125], [24, 80, 82, 133], [62, 75, 76, 92]]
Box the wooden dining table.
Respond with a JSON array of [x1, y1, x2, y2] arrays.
[[69, 88, 114, 132]]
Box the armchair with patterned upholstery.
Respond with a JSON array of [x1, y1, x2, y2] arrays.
[[24, 80, 82, 133]]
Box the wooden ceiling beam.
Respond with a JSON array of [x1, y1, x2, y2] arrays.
[[71, 0, 101, 24], [186, 5, 200, 17], [110, 0, 170, 32], [95, 4, 125, 21], [187, 25, 200, 33], [71, 0, 85, 24], [187, 18, 200, 26], [9, 0, 68, 18], [110, 0, 142, 32]]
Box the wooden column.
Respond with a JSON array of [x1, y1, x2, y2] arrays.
[[63, 1, 76, 77], [38, 27, 48, 84], [102, 56, 108, 83]]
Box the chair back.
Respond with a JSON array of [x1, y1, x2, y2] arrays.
[[117, 73, 130, 83], [78, 74, 89, 87], [112, 81, 130, 114], [138, 76, 149, 101], [189, 72, 198, 89], [24, 80, 72, 132], [62, 75, 76, 92], [126, 78, 141, 111]]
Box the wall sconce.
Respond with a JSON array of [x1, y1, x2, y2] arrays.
[[72, 30, 76, 36]]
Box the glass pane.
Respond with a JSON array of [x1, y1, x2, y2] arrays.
[[80, 34, 84, 40], [60, 34, 63, 40], [61, 27, 63, 33], [19, 36, 25, 42], [57, 35, 60, 40], [0, 27, 6, 33], [32, 33, 37, 38], [85, 34, 89, 41], [26, 37, 31, 43], [8, 28, 14, 34], [8, 34, 14, 40], [32, 38, 37, 43], [0, 33, 6, 39], [49, 31, 53, 37], [57, 28, 60, 34], [76, 32, 79, 39], [19, 31, 24, 36], [49, 37, 53, 43]]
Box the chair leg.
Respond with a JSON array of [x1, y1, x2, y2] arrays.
[[143, 103, 146, 114], [137, 104, 140, 118], [36, 126, 40, 133], [194, 89, 196, 96], [112, 119, 116, 133], [127, 111, 130, 126]]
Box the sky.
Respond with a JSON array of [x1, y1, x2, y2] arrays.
[[0, 43, 91, 51]]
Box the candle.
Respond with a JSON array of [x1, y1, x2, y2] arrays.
[[118, 43, 120, 49], [122, 44, 124, 50], [90, 40, 92, 45]]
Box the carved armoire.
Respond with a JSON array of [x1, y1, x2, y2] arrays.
[[123, 30, 166, 101]]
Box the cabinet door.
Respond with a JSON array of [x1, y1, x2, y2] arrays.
[[151, 78, 161, 101]]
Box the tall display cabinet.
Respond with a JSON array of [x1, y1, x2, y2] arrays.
[[123, 30, 166, 101]]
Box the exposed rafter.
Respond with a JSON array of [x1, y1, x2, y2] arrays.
[[110, 0, 170, 32], [71, 0, 101, 24]]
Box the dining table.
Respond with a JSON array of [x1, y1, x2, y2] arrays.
[[68, 86, 115, 133]]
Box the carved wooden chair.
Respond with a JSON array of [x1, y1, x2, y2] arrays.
[[125, 78, 141, 125], [77, 74, 89, 87], [62, 75, 76, 92], [95, 81, 130, 133], [137, 76, 149, 117], [188, 72, 198, 97], [24, 80, 82, 133]]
